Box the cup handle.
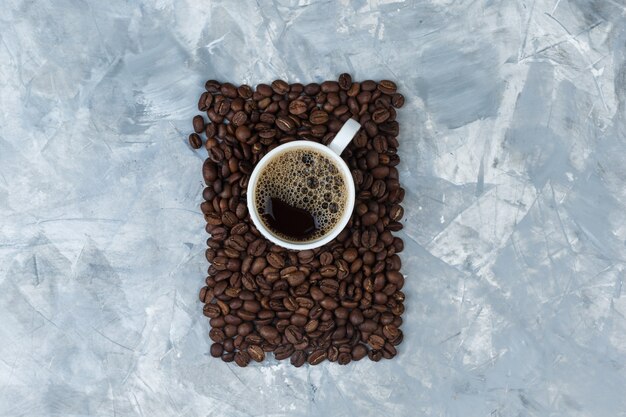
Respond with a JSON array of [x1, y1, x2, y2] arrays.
[[328, 118, 361, 156]]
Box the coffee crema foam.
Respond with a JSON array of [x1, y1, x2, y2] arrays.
[[255, 148, 347, 242]]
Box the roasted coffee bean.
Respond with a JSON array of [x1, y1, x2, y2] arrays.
[[338, 73, 352, 90], [289, 100, 307, 115], [189, 133, 202, 149], [193, 115, 205, 133], [247, 345, 265, 362], [271, 79, 289, 95], [209, 328, 225, 343], [285, 325, 303, 344], [297, 250, 315, 264], [308, 349, 327, 365], [377, 80, 397, 94], [210, 343, 224, 357], [276, 116, 295, 132], [309, 109, 329, 125], [274, 344, 295, 360], [349, 308, 364, 325], [235, 351, 250, 367], [391, 93, 405, 108], [259, 325, 279, 341], [290, 350, 306, 367], [351, 344, 368, 360]]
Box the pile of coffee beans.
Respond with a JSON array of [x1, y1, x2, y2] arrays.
[[192, 74, 405, 367]]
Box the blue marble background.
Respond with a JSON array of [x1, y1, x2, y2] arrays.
[[1, 0, 625, 416]]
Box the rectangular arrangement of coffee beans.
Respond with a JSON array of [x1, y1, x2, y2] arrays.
[[193, 74, 405, 367]]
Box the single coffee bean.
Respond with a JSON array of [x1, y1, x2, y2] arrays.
[[308, 349, 327, 365], [338, 352, 351, 365], [372, 108, 390, 124], [247, 345, 265, 362], [351, 344, 368, 360], [320, 81, 339, 93], [189, 133, 202, 149], [274, 344, 295, 360], [377, 80, 397, 94], [338, 73, 352, 90], [220, 82, 238, 98], [290, 350, 306, 367], [276, 116, 295, 132], [235, 351, 250, 367], [309, 109, 329, 125], [193, 115, 205, 133], [367, 334, 385, 350], [257, 83, 273, 97], [361, 80, 376, 91], [349, 308, 364, 325], [259, 325, 279, 341], [391, 93, 405, 108], [271, 79, 289, 95], [285, 325, 303, 344], [289, 100, 307, 115], [210, 343, 224, 357], [205, 80, 221, 93]]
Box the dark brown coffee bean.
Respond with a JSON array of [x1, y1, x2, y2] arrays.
[[259, 325, 279, 341], [338, 73, 352, 90], [257, 83, 273, 97], [319, 252, 333, 266], [389, 204, 404, 221], [320, 265, 337, 278], [320, 296, 338, 310], [320, 80, 339, 93], [309, 109, 329, 125], [250, 257, 267, 275], [360, 80, 376, 91], [189, 133, 202, 149], [210, 343, 224, 357], [297, 250, 315, 264], [342, 248, 358, 263], [372, 108, 390, 124], [351, 344, 368, 360], [288, 100, 307, 115], [349, 308, 364, 326], [193, 115, 205, 133], [290, 350, 306, 367], [391, 93, 404, 108], [276, 116, 295, 132], [274, 344, 294, 360], [205, 80, 221, 93], [209, 328, 225, 343], [203, 303, 221, 318], [198, 92, 210, 111], [362, 211, 378, 226], [266, 252, 285, 269], [337, 352, 351, 365], [386, 271, 404, 288], [320, 279, 339, 295], [377, 80, 397, 94], [308, 349, 327, 365], [219, 82, 237, 98], [234, 351, 250, 367], [247, 345, 265, 362], [271, 79, 289, 95], [284, 325, 303, 344], [367, 334, 385, 350]]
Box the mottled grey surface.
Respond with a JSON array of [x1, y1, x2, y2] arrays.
[[1, 0, 625, 416]]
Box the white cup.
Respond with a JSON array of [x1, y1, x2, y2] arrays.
[[247, 119, 361, 250]]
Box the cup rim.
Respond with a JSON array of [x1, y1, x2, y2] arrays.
[[246, 140, 356, 250]]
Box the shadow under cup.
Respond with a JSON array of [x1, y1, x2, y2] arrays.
[[247, 141, 356, 250]]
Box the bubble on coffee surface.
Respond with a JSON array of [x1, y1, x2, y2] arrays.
[[255, 148, 347, 242]]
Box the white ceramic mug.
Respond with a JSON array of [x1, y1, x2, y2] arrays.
[[247, 119, 361, 250]]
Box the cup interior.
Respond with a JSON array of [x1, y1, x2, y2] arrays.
[[246, 141, 355, 250]]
